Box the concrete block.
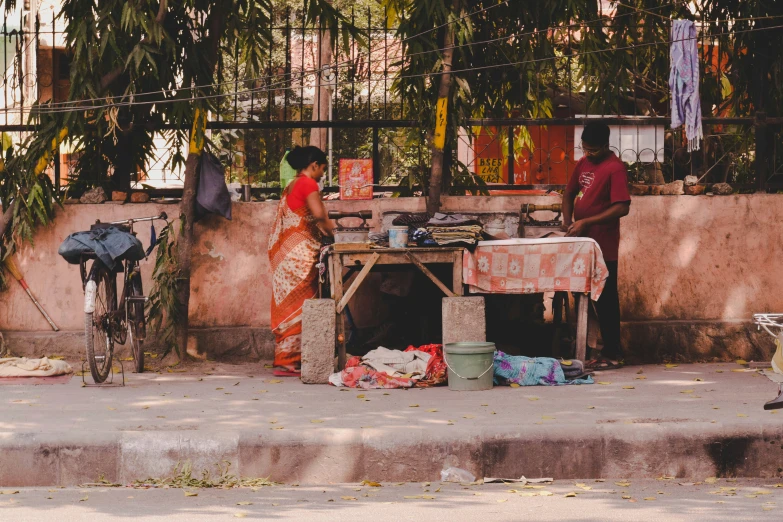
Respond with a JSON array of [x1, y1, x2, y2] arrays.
[[301, 299, 336, 384], [442, 297, 486, 345]]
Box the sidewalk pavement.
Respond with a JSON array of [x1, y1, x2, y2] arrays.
[[1, 361, 782, 487]]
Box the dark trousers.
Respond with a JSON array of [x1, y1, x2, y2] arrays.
[[596, 261, 622, 360]]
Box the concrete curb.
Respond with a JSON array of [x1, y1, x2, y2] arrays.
[[2, 424, 782, 486]]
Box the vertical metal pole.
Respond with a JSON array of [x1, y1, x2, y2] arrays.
[[328, 96, 333, 186], [52, 10, 60, 191], [372, 126, 380, 185], [755, 112, 768, 193], [507, 125, 514, 185]]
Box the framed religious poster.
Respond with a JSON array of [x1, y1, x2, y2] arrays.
[[338, 159, 373, 200]]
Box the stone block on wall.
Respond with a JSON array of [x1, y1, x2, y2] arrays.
[[442, 297, 486, 345], [301, 299, 336, 384]]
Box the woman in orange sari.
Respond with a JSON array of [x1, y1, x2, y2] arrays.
[[268, 146, 334, 376]]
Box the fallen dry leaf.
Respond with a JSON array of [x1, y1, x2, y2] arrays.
[[541, 415, 556, 420], [361, 481, 381, 487], [216, 387, 224, 390], [587, 406, 596, 409], [665, 364, 678, 369], [236, 501, 253, 505], [527, 396, 540, 401], [694, 378, 704, 382], [79, 496, 88, 502], [310, 419, 324, 424], [736, 359, 748, 365], [184, 491, 198, 497], [560, 360, 573, 366], [1, 491, 20, 495], [409, 404, 419, 408], [680, 389, 695, 394], [564, 492, 577, 498], [341, 496, 357, 501], [539, 491, 554, 497], [622, 386, 635, 390], [737, 413, 748, 417], [597, 381, 612, 385], [357, 394, 366, 399], [622, 495, 631, 499], [234, 514, 247, 519], [575, 483, 592, 491], [704, 477, 718, 484], [644, 497, 656, 501], [268, 380, 283, 384], [463, 414, 475, 419], [426, 408, 438, 413], [635, 376, 647, 380], [271, 427, 285, 430], [510, 383, 521, 388], [615, 482, 631, 487]]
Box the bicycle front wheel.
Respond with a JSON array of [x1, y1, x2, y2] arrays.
[[85, 262, 115, 383]]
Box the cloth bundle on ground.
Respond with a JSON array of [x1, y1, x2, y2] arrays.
[[59, 226, 145, 271], [493, 351, 593, 386], [0, 357, 73, 377], [329, 345, 447, 389]]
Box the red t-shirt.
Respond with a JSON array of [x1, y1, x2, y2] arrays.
[[565, 153, 631, 261], [287, 175, 319, 211]]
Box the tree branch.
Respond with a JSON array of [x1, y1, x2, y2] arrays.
[[100, 0, 169, 92]]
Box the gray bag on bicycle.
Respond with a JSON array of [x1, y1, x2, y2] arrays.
[[58, 226, 145, 271]]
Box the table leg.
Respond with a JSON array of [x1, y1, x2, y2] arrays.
[[575, 293, 588, 362], [330, 254, 346, 370], [453, 250, 464, 296]]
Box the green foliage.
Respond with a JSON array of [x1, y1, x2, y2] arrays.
[[145, 219, 181, 357]]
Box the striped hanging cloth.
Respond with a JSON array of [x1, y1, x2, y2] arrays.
[[669, 19, 703, 152]]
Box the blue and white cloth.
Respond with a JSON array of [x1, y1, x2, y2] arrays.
[[670, 19, 703, 152], [493, 350, 593, 386]]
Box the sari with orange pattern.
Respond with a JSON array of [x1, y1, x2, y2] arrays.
[[267, 180, 323, 372]]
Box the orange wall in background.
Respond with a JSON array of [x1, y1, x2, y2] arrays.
[[473, 124, 575, 185]]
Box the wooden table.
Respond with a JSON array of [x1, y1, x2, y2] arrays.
[[325, 247, 464, 370]]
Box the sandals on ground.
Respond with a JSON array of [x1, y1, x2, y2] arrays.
[[585, 358, 622, 370]]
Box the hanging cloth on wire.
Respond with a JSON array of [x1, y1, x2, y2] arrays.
[[669, 19, 703, 152]]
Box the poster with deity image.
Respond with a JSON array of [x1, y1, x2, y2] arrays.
[[339, 159, 373, 200]]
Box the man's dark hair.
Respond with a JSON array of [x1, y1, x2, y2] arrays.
[[581, 121, 610, 147]]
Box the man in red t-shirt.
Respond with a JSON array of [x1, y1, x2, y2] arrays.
[[562, 121, 631, 368]]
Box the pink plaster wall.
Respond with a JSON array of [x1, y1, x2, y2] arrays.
[[1, 195, 779, 335]]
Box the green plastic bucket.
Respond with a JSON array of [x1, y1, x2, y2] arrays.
[[444, 342, 496, 391]]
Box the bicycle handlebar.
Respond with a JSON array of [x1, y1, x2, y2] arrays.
[[98, 212, 168, 227]]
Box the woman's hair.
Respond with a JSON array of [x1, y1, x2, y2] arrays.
[[286, 145, 328, 171]]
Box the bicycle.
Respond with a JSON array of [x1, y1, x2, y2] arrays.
[[78, 212, 168, 383]]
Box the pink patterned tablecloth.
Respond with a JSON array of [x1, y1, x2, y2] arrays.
[[463, 238, 609, 301]]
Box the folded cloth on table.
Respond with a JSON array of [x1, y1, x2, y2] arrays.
[[493, 351, 593, 386], [429, 224, 483, 247], [427, 212, 480, 227], [0, 357, 73, 377]]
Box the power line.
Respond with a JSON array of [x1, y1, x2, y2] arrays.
[[7, 12, 783, 116]]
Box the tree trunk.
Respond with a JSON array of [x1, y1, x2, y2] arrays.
[[0, 202, 15, 245], [426, 6, 457, 216], [310, 20, 332, 149], [172, 7, 226, 362], [174, 152, 200, 361]]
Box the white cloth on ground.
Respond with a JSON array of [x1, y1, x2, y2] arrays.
[[0, 357, 73, 377], [362, 346, 431, 377]]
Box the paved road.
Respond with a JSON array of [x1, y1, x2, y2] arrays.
[[2, 479, 781, 521]]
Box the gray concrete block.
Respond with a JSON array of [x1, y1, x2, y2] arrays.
[[301, 299, 336, 384], [442, 297, 486, 345]]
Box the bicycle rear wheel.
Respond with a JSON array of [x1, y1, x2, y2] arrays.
[[127, 267, 145, 374], [85, 262, 115, 383]]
